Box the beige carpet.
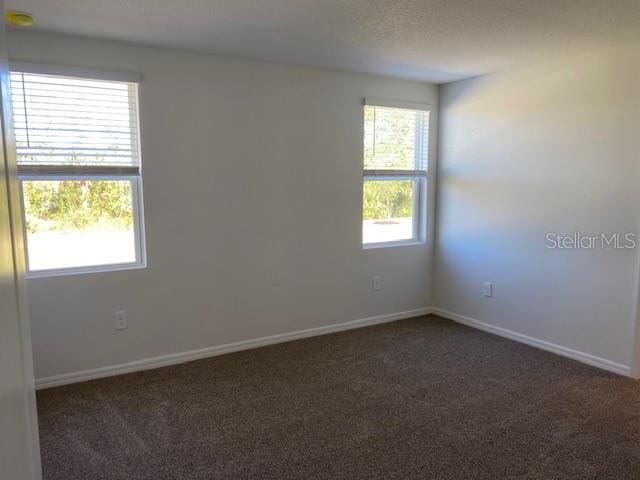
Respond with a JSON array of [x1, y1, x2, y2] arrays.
[[37, 315, 640, 479]]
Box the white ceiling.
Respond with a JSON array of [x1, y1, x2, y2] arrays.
[[7, 0, 640, 83]]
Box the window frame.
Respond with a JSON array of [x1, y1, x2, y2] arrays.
[[362, 99, 430, 249], [10, 63, 147, 277]]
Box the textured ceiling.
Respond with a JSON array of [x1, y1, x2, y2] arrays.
[[7, 0, 640, 83]]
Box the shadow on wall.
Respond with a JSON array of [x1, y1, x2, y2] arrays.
[[435, 45, 640, 367]]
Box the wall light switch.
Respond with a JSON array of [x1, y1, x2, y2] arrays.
[[483, 282, 493, 298], [373, 275, 382, 292]]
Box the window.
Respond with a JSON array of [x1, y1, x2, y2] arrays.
[[10, 65, 146, 275], [362, 100, 429, 247]]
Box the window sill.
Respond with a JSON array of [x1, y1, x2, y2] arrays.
[[363, 240, 426, 250], [27, 262, 147, 279]]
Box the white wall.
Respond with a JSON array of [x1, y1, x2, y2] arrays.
[[436, 42, 640, 371], [8, 30, 438, 381]]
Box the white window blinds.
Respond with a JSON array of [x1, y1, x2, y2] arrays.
[[10, 71, 140, 175], [363, 104, 429, 174]]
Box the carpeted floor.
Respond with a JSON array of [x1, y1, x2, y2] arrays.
[[37, 315, 640, 479]]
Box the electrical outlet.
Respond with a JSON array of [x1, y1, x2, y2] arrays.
[[114, 310, 128, 331], [483, 282, 493, 298], [373, 275, 382, 292]]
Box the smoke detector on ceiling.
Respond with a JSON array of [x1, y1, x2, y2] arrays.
[[5, 10, 34, 27]]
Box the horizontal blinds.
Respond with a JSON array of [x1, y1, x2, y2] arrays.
[[363, 97, 430, 111], [363, 169, 426, 177], [363, 105, 429, 172], [16, 164, 140, 177], [10, 61, 141, 83], [10, 71, 140, 173]]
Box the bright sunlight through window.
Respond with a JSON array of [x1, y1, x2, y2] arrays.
[[10, 68, 145, 275], [362, 101, 429, 247]]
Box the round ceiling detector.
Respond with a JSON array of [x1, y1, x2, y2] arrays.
[[5, 10, 34, 27]]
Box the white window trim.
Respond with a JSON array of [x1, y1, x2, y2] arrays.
[[24, 260, 147, 279], [11, 64, 147, 277], [362, 175, 427, 249], [362, 99, 430, 249], [20, 173, 147, 279]]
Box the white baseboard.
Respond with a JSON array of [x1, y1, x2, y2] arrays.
[[35, 307, 434, 390], [37, 305, 630, 389], [433, 308, 631, 377]]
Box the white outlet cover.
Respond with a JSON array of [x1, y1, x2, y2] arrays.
[[114, 310, 128, 330]]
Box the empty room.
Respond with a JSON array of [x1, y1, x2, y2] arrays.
[[2, 1, 640, 479]]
